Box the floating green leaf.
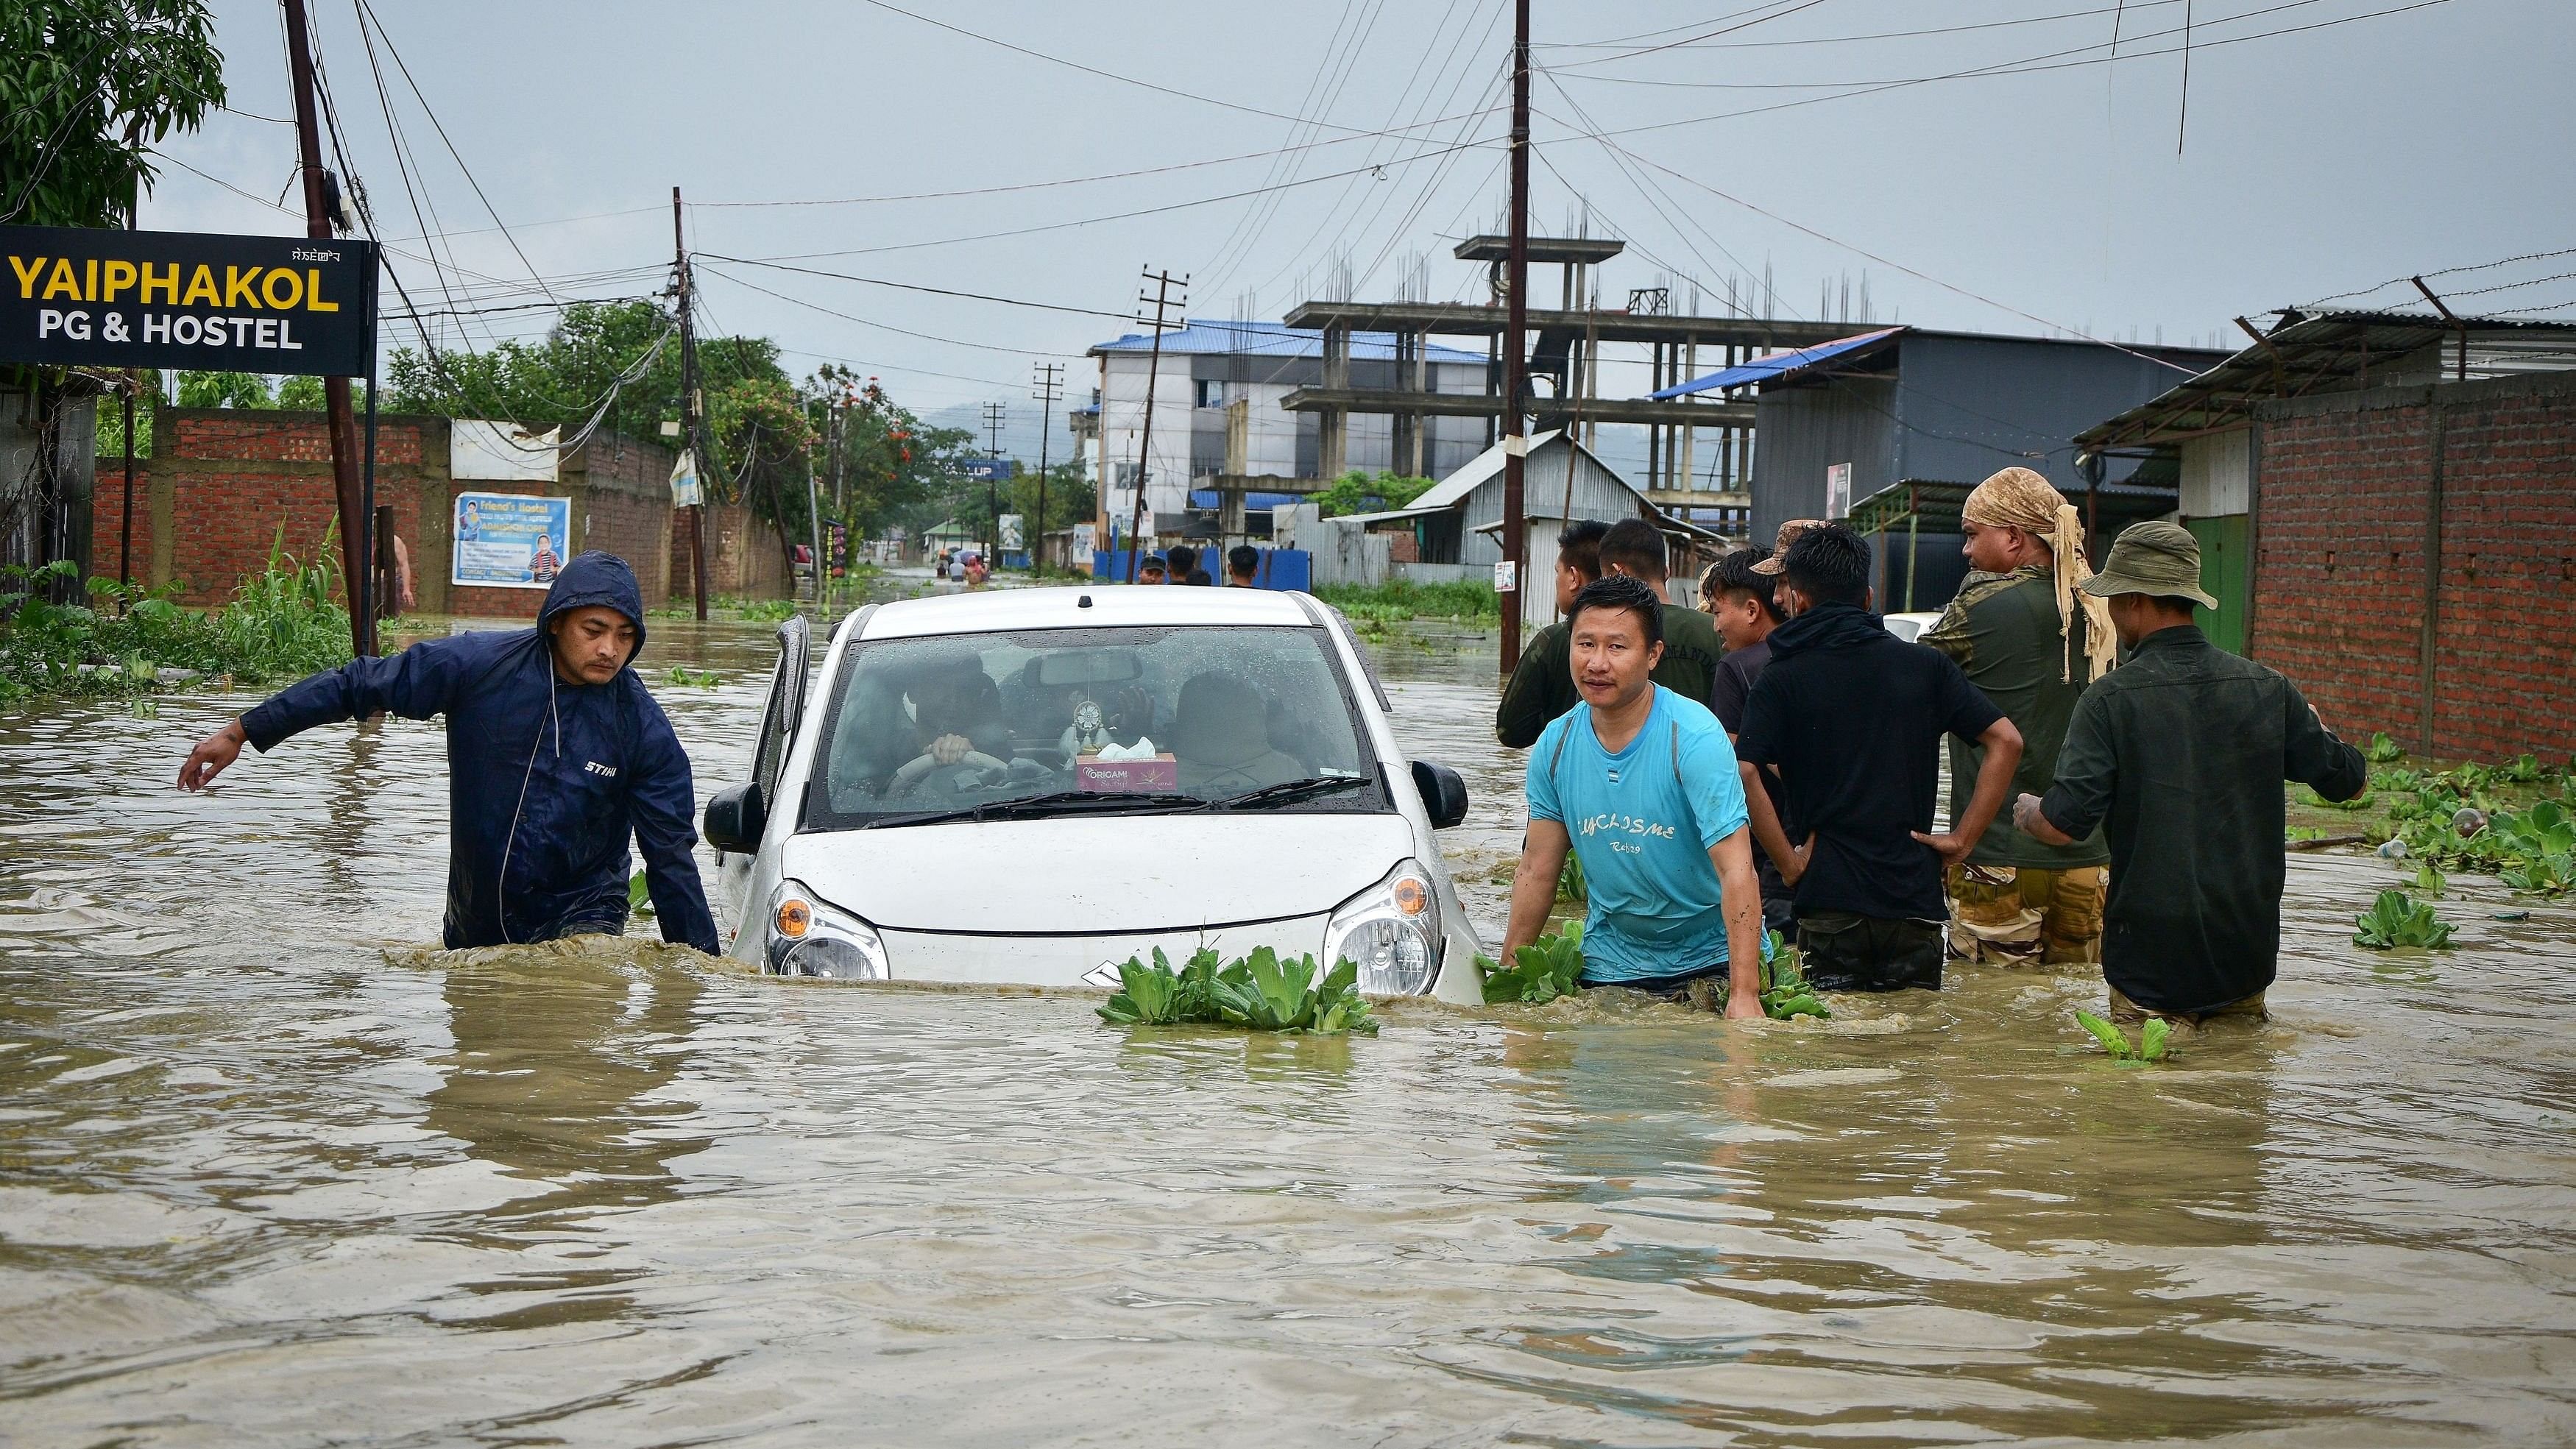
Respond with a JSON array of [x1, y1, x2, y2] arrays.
[[628, 869, 656, 917], [665, 666, 723, 688], [1480, 920, 1585, 1005], [1094, 946, 1377, 1035], [2354, 889, 2455, 949], [2075, 1009, 2134, 1059], [1758, 944, 1830, 1020], [2366, 731, 2406, 764], [2140, 1017, 2171, 1063]]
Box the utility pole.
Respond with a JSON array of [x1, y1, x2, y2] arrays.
[[673, 187, 708, 620], [281, 0, 372, 656], [981, 400, 1007, 564], [1498, 0, 1532, 671], [1126, 267, 1187, 582], [1030, 361, 1062, 578]]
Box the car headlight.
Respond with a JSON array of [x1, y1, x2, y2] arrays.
[[765, 879, 891, 980], [1321, 859, 1440, 996]]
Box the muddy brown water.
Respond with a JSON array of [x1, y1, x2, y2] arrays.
[[4, 612, 2572, 1445]]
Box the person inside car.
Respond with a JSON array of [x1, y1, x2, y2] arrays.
[[1170, 671, 1305, 793]]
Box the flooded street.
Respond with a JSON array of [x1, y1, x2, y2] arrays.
[[4, 612, 2574, 1445]]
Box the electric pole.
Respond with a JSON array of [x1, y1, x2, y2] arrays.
[[1031, 362, 1062, 578], [980, 400, 1007, 564], [1499, 0, 1532, 672], [1126, 268, 1187, 582], [673, 188, 708, 620], [281, 0, 372, 656]]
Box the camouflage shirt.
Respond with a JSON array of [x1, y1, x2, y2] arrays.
[[1923, 566, 2109, 869]]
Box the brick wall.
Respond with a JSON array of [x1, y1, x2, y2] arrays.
[[2251, 371, 2576, 760], [92, 408, 787, 617]]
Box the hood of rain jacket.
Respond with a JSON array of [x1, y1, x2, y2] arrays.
[[240, 551, 720, 953], [1763, 600, 1892, 660]]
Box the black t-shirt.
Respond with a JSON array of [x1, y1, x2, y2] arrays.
[[1710, 637, 1769, 734], [1711, 636, 1790, 907], [1734, 603, 2003, 921]]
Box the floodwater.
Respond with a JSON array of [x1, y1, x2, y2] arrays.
[[4, 607, 2573, 1446]]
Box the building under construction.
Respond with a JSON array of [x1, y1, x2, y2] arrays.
[[1279, 233, 1848, 526]]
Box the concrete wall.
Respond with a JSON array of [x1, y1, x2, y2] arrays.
[[2249, 369, 2576, 760], [91, 408, 789, 614]]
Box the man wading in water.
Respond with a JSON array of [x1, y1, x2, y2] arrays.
[[1501, 575, 1768, 1017], [176, 551, 722, 954], [1733, 525, 2025, 993], [1922, 467, 2118, 966], [2015, 522, 2366, 1027]]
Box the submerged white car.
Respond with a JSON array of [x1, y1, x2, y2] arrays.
[[704, 585, 1485, 1003]]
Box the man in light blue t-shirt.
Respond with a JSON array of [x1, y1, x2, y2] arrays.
[[1501, 575, 1768, 1017]]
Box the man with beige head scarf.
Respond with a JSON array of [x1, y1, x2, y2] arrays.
[[1920, 467, 2117, 966]]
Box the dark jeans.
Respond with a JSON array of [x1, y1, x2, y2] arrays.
[[1798, 911, 1942, 992], [1585, 960, 1728, 1002]]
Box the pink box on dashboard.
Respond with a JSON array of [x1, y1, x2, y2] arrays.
[[1076, 753, 1178, 793]]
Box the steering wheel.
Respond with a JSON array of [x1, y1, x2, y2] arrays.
[[888, 748, 1010, 796]]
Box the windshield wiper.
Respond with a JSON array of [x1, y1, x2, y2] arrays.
[[863, 789, 1206, 829], [1215, 776, 1370, 811]]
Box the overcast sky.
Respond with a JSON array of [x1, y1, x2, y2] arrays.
[[144, 0, 2573, 450]]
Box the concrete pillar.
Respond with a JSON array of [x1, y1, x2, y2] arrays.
[[1320, 324, 1349, 481]]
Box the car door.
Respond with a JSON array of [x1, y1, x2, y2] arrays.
[[718, 615, 810, 907]]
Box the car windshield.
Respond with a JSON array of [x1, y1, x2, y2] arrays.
[[802, 624, 1383, 829]]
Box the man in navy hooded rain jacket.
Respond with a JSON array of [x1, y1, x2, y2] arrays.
[[177, 551, 722, 954]]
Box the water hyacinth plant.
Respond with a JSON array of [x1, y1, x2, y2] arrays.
[[2353, 890, 2455, 949], [1095, 946, 1379, 1035], [1479, 920, 1584, 1005], [2076, 1009, 2170, 1064], [1759, 935, 1830, 1020]]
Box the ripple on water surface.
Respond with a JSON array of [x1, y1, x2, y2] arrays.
[[1, 614, 2572, 1445]]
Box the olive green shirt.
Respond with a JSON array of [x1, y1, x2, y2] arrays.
[[1496, 601, 1727, 748], [1923, 567, 2110, 869], [2039, 625, 2368, 1014]]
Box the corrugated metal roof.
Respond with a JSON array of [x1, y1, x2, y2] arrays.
[[1649, 326, 1905, 399], [2077, 311, 2576, 449], [1089, 318, 1487, 364]]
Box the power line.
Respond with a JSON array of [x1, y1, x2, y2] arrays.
[[1539, 1, 2187, 50], [854, 0, 1432, 135], [1547, 0, 1839, 71], [1549, 0, 2445, 103], [721, 137, 1497, 266]]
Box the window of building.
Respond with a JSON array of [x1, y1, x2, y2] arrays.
[[1195, 379, 1226, 409]]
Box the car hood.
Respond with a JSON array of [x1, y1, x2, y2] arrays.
[[778, 812, 1419, 935]]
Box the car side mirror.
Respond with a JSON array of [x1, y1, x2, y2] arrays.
[[704, 781, 767, 854], [1410, 759, 1469, 829]]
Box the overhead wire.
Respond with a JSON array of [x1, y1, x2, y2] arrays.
[[853, 0, 1430, 135]]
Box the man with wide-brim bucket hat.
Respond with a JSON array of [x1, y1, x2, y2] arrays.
[[2011, 520, 2365, 1029]]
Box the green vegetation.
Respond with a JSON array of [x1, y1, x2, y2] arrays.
[[1758, 937, 1830, 1021], [1313, 578, 1502, 629], [663, 667, 721, 689], [2366, 731, 2407, 764], [1095, 946, 1379, 1035], [2076, 1009, 2171, 1064], [4, 1, 223, 233], [2291, 737, 2575, 897], [1312, 470, 1434, 518], [1479, 921, 1585, 1005], [2354, 890, 2455, 949], [0, 529, 350, 701], [628, 871, 656, 918]]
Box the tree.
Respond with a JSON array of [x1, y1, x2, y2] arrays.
[[1312, 470, 1434, 518], [1, 0, 224, 230]]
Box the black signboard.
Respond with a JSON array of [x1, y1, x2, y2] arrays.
[[0, 224, 375, 376]]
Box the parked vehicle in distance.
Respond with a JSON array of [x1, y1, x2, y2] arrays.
[[1882, 611, 1942, 643], [704, 586, 1485, 1003]]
